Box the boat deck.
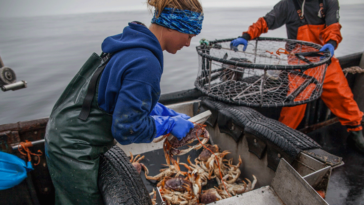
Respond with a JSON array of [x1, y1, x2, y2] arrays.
[[308, 122, 364, 205]]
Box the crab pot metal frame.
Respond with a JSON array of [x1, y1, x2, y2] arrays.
[[195, 37, 331, 107]]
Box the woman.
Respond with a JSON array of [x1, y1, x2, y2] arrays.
[[45, 0, 204, 204]]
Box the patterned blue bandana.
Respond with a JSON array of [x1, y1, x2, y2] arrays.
[[151, 7, 204, 35]]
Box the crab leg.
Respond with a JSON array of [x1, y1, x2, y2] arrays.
[[176, 137, 209, 156], [129, 152, 134, 163]]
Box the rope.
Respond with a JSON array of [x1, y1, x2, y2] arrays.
[[343, 66, 364, 76], [18, 140, 43, 166], [194, 123, 232, 197]]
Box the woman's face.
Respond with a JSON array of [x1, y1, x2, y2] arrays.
[[164, 29, 196, 54]]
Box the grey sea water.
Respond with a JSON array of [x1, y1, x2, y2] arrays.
[[0, 5, 363, 125]]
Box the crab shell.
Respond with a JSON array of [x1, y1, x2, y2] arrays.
[[200, 188, 222, 204], [164, 177, 192, 192], [168, 124, 205, 148], [168, 125, 208, 156], [132, 162, 143, 174], [198, 144, 219, 161]]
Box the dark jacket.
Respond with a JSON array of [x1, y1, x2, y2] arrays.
[[98, 22, 163, 145]]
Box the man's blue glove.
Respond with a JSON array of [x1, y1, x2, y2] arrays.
[[170, 116, 194, 140], [151, 102, 190, 120], [320, 43, 335, 57], [230, 37, 248, 52], [152, 115, 194, 140]]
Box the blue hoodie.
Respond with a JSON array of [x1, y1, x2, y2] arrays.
[[98, 22, 165, 145]]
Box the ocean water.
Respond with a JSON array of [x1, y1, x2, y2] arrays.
[[0, 5, 363, 125]]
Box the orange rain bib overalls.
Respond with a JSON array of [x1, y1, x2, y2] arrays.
[[243, 0, 363, 131]]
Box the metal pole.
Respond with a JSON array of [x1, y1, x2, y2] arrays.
[[12, 139, 45, 150], [0, 55, 4, 67], [260, 70, 267, 106]]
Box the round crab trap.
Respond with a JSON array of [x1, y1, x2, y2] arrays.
[[195, 37, 332, 107]]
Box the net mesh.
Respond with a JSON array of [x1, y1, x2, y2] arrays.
[[195, 37, 331, 107]]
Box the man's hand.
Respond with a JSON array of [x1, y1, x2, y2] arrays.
[[151, 102, 190, 120], [320, 43, 335, 57], [170, 116, 194, 140], [177, 113, 191, 120], [230, 37, 248, 52]]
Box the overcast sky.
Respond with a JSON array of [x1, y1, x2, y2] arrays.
[[1, 0, 363, 18]]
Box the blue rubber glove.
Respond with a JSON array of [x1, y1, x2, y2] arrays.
[[152, 116, 194, 140], [150, 102, 190, 120], [230, 37, 248, 52], [170, 116, 194, 140], [319, 43, 335, 57]]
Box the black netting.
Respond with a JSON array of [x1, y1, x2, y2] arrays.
[[195, 37, 331, 107]]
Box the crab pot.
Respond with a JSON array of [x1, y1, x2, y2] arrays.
[[194, 37, 331, 107], [120, 99, 342, 205]]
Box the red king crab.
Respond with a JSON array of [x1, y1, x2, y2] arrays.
[[129, 152, 147, 175], [154, 124, 210, 165]]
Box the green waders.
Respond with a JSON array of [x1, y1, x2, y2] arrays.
[[45, 53, 115, 204]]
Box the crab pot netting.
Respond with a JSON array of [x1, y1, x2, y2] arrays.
[[195, 37, 331, 107]]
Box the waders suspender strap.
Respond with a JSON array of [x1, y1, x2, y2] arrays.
[[78, 53, 112, 121], [293, 0, 326, 25]]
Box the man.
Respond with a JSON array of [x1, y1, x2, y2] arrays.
[[230, 0, 364, 152]]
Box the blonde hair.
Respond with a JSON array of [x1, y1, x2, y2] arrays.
[[147, 0, 203, 18]]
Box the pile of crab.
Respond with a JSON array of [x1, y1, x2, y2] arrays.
[[129, 124, 257, 205]]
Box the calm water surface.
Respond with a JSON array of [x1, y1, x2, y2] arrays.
[[0, 5, 363, 124]]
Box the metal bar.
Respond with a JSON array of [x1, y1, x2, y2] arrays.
[[285, 77, 315, 102], [324, 109, 331, 121], [299, 117, 339, 134], [208, 59, 212, 92], [156, 187, 166, 205], [233, 76, 263, 100], [234, 86, 280, 99], [1, 80, 27, 91], [303, 166, 331, 188], [219, 47, 281, 60], [304, 102, 312, 129], [260, 70, 267, 106], [316, 100, 323, 123], [254, 40, 258, 63], [12, 139, 45, 150], [0, 55, 4, 67]]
